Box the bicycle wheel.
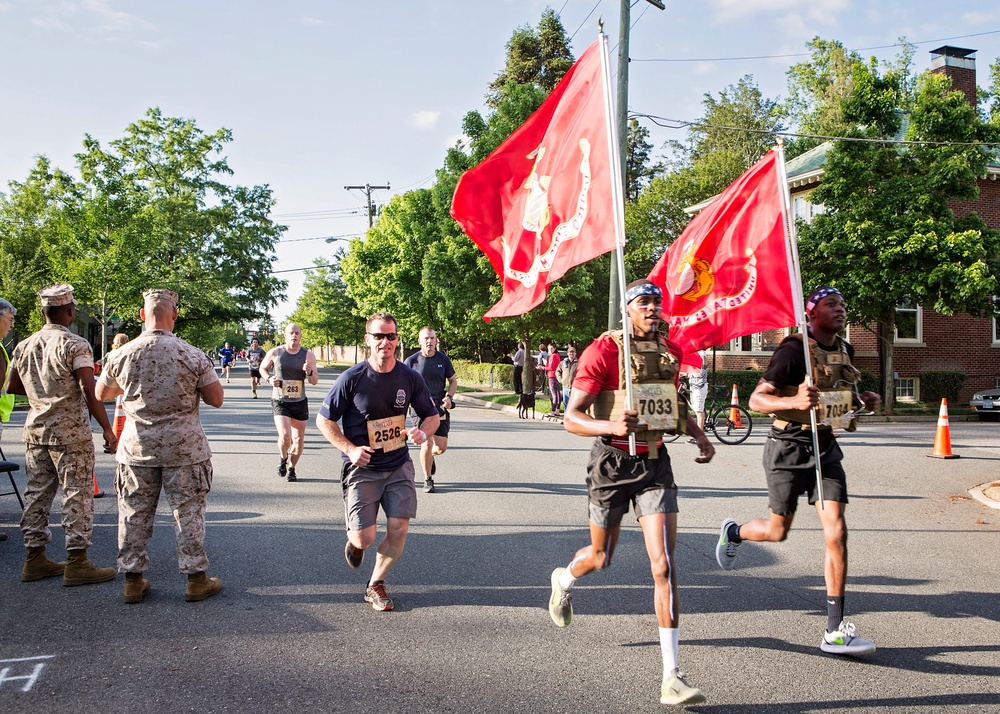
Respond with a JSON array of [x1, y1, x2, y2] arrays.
[[709, 405, 752, 445]]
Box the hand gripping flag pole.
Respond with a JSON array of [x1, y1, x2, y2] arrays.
[[775, 139, 825, 509]]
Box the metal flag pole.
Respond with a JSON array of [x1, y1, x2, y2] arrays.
[[598, 24, 636, 456], [774, 139, 825, 509]]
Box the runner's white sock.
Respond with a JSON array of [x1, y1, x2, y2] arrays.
[[659, 627, 679, 678], [558, 565, 577, 590]]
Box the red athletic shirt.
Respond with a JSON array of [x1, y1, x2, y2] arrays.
[[573, 333, 683, 452]]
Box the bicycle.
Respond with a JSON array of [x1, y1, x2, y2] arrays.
[[663, 382, 754, 445]]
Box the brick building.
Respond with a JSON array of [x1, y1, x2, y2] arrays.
[[709, 46, 999, 405]]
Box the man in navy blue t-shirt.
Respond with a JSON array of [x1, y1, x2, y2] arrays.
[[317, 312, 439, 612], [403, 326, 457, 494]]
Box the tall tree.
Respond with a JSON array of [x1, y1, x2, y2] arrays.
[[797, 61, 1000, 413], [486, 8, 574, 109], [625, 117, 656, 202], [289, 254, 364, 348]]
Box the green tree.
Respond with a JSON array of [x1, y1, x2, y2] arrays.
[[797, 61, 1000, 413], [626, 75, 784, 276], [625, 118, 657, 202], [486, 8, 574, 109], [290, 255, 364, 349]]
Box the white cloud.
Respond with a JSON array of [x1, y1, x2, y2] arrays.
[[408, 111, 441, 130], [960, 11, 1000, 25], [444, 133, 467, 149], [82, 0, 152, 33], [28, 0, 155, 44], [301, 16, 332, 27]]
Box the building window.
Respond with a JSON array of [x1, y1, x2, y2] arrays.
[[793, 195, 825, 223], [730, 333, 763, 352], [896, 377, 917, 402], [894, 298, 922, 343], [993, 316, 1000, 346]]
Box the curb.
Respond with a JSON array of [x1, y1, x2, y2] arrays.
[[968, 481, 1000, 510]]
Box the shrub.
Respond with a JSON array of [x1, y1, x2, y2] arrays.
[[920, 371, 966, 404], [454, 360, 515, 390]]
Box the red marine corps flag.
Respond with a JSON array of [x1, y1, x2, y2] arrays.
[[648, 148, 798, 364], [450, 37, 618, 319]]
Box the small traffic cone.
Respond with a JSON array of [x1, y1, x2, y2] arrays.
[[928, 398, 959, 459], [112, 395, 126, 441], [93, 472, 105, 498], [729, 384, 743, 428]]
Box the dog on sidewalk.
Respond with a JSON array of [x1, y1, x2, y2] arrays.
[[517, 392, 535, 419]]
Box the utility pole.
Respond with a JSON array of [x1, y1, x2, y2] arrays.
[[608, 0, 665, 329], [344, 182, 391, 228]]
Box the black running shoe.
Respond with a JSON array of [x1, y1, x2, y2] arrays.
[[278, 458, 288, 479], [345, 542, 364, 570], [286, 467, 297, 482]]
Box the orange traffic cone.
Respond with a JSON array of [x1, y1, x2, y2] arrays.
[[93, 472, 105, 498], [112, 395, 126, 441], [729, 384, 743, 428], [928, 398, 959, 459]]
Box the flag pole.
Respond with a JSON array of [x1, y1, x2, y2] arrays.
[[598, 25, 636, 456], [774, 138, 825, 509]]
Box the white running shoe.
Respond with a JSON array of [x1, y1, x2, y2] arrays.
[[660, 670, 706, 705], [715, 517, 740, 570], [820, 620, 876, 656]]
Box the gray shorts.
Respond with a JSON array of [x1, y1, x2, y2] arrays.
[[342, 459, 417, 531]]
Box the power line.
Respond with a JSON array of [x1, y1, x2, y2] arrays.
[[277, 233, 359, 244], [631, 112, 1000, 147], [631, 29, 1000, 63]]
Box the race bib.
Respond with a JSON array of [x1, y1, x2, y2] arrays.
[[367, 415, 407, 453], [818, 389, 854, 429], [634, 382, 678, 432], [273, 379, 304, 399]]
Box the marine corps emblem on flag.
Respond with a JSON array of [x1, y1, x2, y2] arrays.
[[502, 138, 594, 289], [675, 240, 716, 301]]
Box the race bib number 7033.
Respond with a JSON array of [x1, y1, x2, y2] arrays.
[[634, 382, 678, 431]]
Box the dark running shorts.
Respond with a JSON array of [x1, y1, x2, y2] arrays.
[[272, 398, 309, 422], [763, 432, 848, 515], [585, 439, 678, 529], [411, 406, 450, 439], [249, 368, 262, 378]]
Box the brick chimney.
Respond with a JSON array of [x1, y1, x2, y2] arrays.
[[930, 46, 977, 107]]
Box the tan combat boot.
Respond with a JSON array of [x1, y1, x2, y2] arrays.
[[21, 546, 66, 582], [123, 572, 151, 604], [62, 549, 116, 586], [185, 571, 222, 602]]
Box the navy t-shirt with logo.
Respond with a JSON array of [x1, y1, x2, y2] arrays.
[[320, 360, 437, 471], [403, 350, 456, 404]]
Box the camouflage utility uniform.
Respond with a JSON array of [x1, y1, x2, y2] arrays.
[[99, 329, 219, 574], [14, 324, 98, 549]]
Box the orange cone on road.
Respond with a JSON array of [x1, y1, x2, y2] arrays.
[[729, 384, 743, 428], [93, 472, 105, 498], [928, 398, 959, 459], [112, 395, 126, 441]]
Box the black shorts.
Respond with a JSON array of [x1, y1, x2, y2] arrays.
[[585, 439, 678, 529], [272, 398, 309, 422], [249, 368, 261, 378], [763, 430, 848, 515], [411, 406, 450, 439]]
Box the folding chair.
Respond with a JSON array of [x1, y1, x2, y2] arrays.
[[0, 444, 23, 509]]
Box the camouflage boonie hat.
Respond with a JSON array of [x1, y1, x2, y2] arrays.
[[38, 284, 78, 307]]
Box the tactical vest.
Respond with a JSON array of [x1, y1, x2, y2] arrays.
[[771, 333, 861, 431], [591, 330, 687, 457]]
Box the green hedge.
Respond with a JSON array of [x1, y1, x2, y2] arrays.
[[920, 371, 966, 404], [703, 370, 763, 406], [454, 360, 515, 390]]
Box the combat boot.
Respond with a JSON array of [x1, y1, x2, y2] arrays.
[[185, 571, 222, 602], [21, 546, 66, 582], [62, 548, 116, 586], [123, 572, 151, 604]]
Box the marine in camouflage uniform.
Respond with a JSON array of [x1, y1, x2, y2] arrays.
[[6, 284, 118, 585], [96, 289, 225, 603]]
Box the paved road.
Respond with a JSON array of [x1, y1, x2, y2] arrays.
[[0, 366, 998, 713]]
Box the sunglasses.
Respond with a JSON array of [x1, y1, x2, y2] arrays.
[[368, 332, 398, 341]]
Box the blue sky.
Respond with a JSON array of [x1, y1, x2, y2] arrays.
[[2, 0, 999, 322]]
